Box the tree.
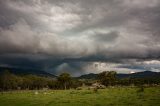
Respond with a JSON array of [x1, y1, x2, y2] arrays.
[[98, 71, 117, 86], [0, 70, 21, 90], [57, 73, 71, 90], [22, 75, 48, 90]]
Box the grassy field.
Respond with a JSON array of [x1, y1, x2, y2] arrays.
[[0, 87, 160, 106]]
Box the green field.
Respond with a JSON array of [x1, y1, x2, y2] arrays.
[[0, 87, 160, 106]]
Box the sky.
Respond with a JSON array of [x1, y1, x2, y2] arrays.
[[0, 0, 160, 76]]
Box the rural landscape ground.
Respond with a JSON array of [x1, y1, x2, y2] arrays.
[[0, 87, 159, 106]]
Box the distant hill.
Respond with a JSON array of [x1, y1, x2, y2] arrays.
[[0, 66, 56, 78], [78, 71, 160, 79], [117, 71, 160, 79]]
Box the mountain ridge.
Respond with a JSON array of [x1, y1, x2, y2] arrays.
[[0, 66, 56, 78], [78, 71, 160, 79], [0, 66, 160, 79]]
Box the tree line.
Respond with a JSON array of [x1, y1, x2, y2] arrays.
[[0, 70, 82, 91], [0, 70, 160, 91], [97, 71, 160, 86]]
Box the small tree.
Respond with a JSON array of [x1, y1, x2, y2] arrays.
[[98, 71, 117, 86], [57, 73, 71, 90]]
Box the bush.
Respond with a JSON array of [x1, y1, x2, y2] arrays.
[[93, 87, 98, 93], [137, 86, 144, 93], [76, 87, 82, 90]]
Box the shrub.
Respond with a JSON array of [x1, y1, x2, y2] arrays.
[[93, 87, 98, 93], [137, 86, 144, 93], [76, 87, 82, 90]]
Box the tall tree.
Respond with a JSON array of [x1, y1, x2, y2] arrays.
[[57, 73, 71, 90], [98, 71, 117, 86]]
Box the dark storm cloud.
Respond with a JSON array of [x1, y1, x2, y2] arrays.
[[0, 0, 160, 75]]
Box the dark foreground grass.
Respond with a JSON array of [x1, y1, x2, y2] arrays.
[[0, 87, 160, 106]]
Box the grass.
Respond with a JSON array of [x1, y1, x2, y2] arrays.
[[0, 87, 160, 106]]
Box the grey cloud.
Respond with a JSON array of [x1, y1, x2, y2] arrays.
[[0, 19, 40, 54], [0, 0, 160, 75], [0, 19, 97, 57], [92, 31, 119, 43]]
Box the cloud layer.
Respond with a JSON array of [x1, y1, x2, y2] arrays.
[[0, 0, 160, 76]]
